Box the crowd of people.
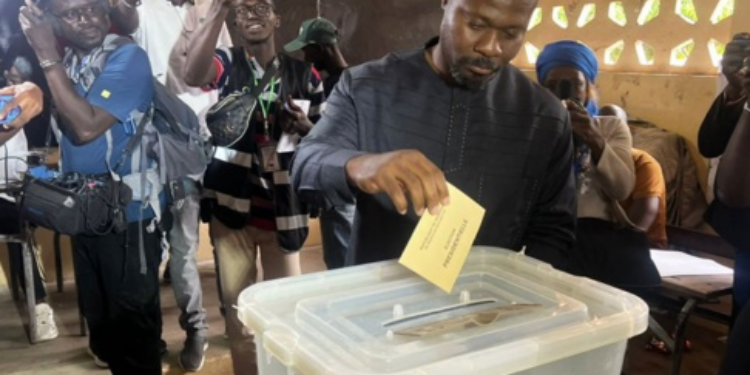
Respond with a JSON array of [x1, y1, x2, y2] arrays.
[[0, 0, 748, 374]]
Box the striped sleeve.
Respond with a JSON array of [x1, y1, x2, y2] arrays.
[[203, 45, 233, 92], [306, 67, 326, 123]]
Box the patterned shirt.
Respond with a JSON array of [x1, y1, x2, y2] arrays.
[[205, 47, 325, 231]]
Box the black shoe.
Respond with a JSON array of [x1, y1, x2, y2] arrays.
[[160, 339, 168, 358], [179, 335, 208, 372]]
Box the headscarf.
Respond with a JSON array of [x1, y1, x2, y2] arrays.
[[536, 40, 600, 116]]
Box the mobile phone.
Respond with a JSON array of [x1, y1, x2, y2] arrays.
[[555, 79, 574, 101], [554, 79, 586, 147], [0, 95, 22, 127]]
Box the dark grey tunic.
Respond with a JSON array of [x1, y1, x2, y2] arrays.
[[292, 42, 577, 268]]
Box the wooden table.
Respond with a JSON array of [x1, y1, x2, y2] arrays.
[[661, 274, 733, 300], [650, 273, 733, 375]]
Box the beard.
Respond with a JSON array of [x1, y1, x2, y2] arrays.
[[449, 57, 501, 91]]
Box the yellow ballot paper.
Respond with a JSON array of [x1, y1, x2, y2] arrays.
[[399, 183, 486, 293]]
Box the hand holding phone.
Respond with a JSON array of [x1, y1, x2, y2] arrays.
[[281, 96, 313, 135], [0, 82, 44, 131], [722, 33, 750, 85], [0, 95, 23, 129]]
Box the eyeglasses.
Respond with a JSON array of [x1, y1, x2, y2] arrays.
[[234, 2, 273, 19], [54, 4, 106, 23]]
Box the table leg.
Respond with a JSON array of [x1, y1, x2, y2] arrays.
[[22, 241, 36, 345], [54, 232, 62, 293], [672, 298, 697, 375], [648, 315, 675, 352], [9, 259, 20, 301]]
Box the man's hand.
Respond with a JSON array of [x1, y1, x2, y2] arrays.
[[0, 82, 44, 130], [722, 33, 750, 101], [282, 95, 314, 135], [19, 0, 59, 61], [345, 150, 450, 216]]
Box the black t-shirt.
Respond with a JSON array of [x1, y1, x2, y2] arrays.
[[698, 93, 744, 158]]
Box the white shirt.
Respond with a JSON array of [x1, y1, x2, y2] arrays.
[[132, 0, 233, 135], [0, 130, 28, 201], [132, 0, 187, 85]]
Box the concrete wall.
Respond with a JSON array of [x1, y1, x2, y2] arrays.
[[593, 72, 717, 194]]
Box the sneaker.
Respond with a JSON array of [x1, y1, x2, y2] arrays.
[[179, 335, 208, 372], [87, 347, 109, 369], [34, 303, 59, 342]]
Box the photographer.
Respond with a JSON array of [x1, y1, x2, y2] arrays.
[[699, 33, 750, 159], [535, 41, 658, 289], [20, 0, 166, 373], [700, 33, 750, 320]]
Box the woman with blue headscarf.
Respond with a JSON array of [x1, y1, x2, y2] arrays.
[[536, 40, 659, 290]]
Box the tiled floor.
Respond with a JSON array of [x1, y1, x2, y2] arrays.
[[0, 245, 733, 375]]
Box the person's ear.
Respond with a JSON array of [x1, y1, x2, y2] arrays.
[[274, 15, 281, 28]]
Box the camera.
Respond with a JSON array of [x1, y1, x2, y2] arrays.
[[553, 79, 586, 147]]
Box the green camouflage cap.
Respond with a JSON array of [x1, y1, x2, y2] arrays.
[[284, 18, 338, 52]]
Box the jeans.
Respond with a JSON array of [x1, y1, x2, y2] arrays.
[[168, 190, 208, 336]]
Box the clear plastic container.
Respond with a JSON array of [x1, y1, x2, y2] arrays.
[[238, 247, 649, 375]]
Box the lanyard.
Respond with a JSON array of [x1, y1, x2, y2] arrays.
[[245, 52, 279, 137], [254, 77, 277, 135]]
